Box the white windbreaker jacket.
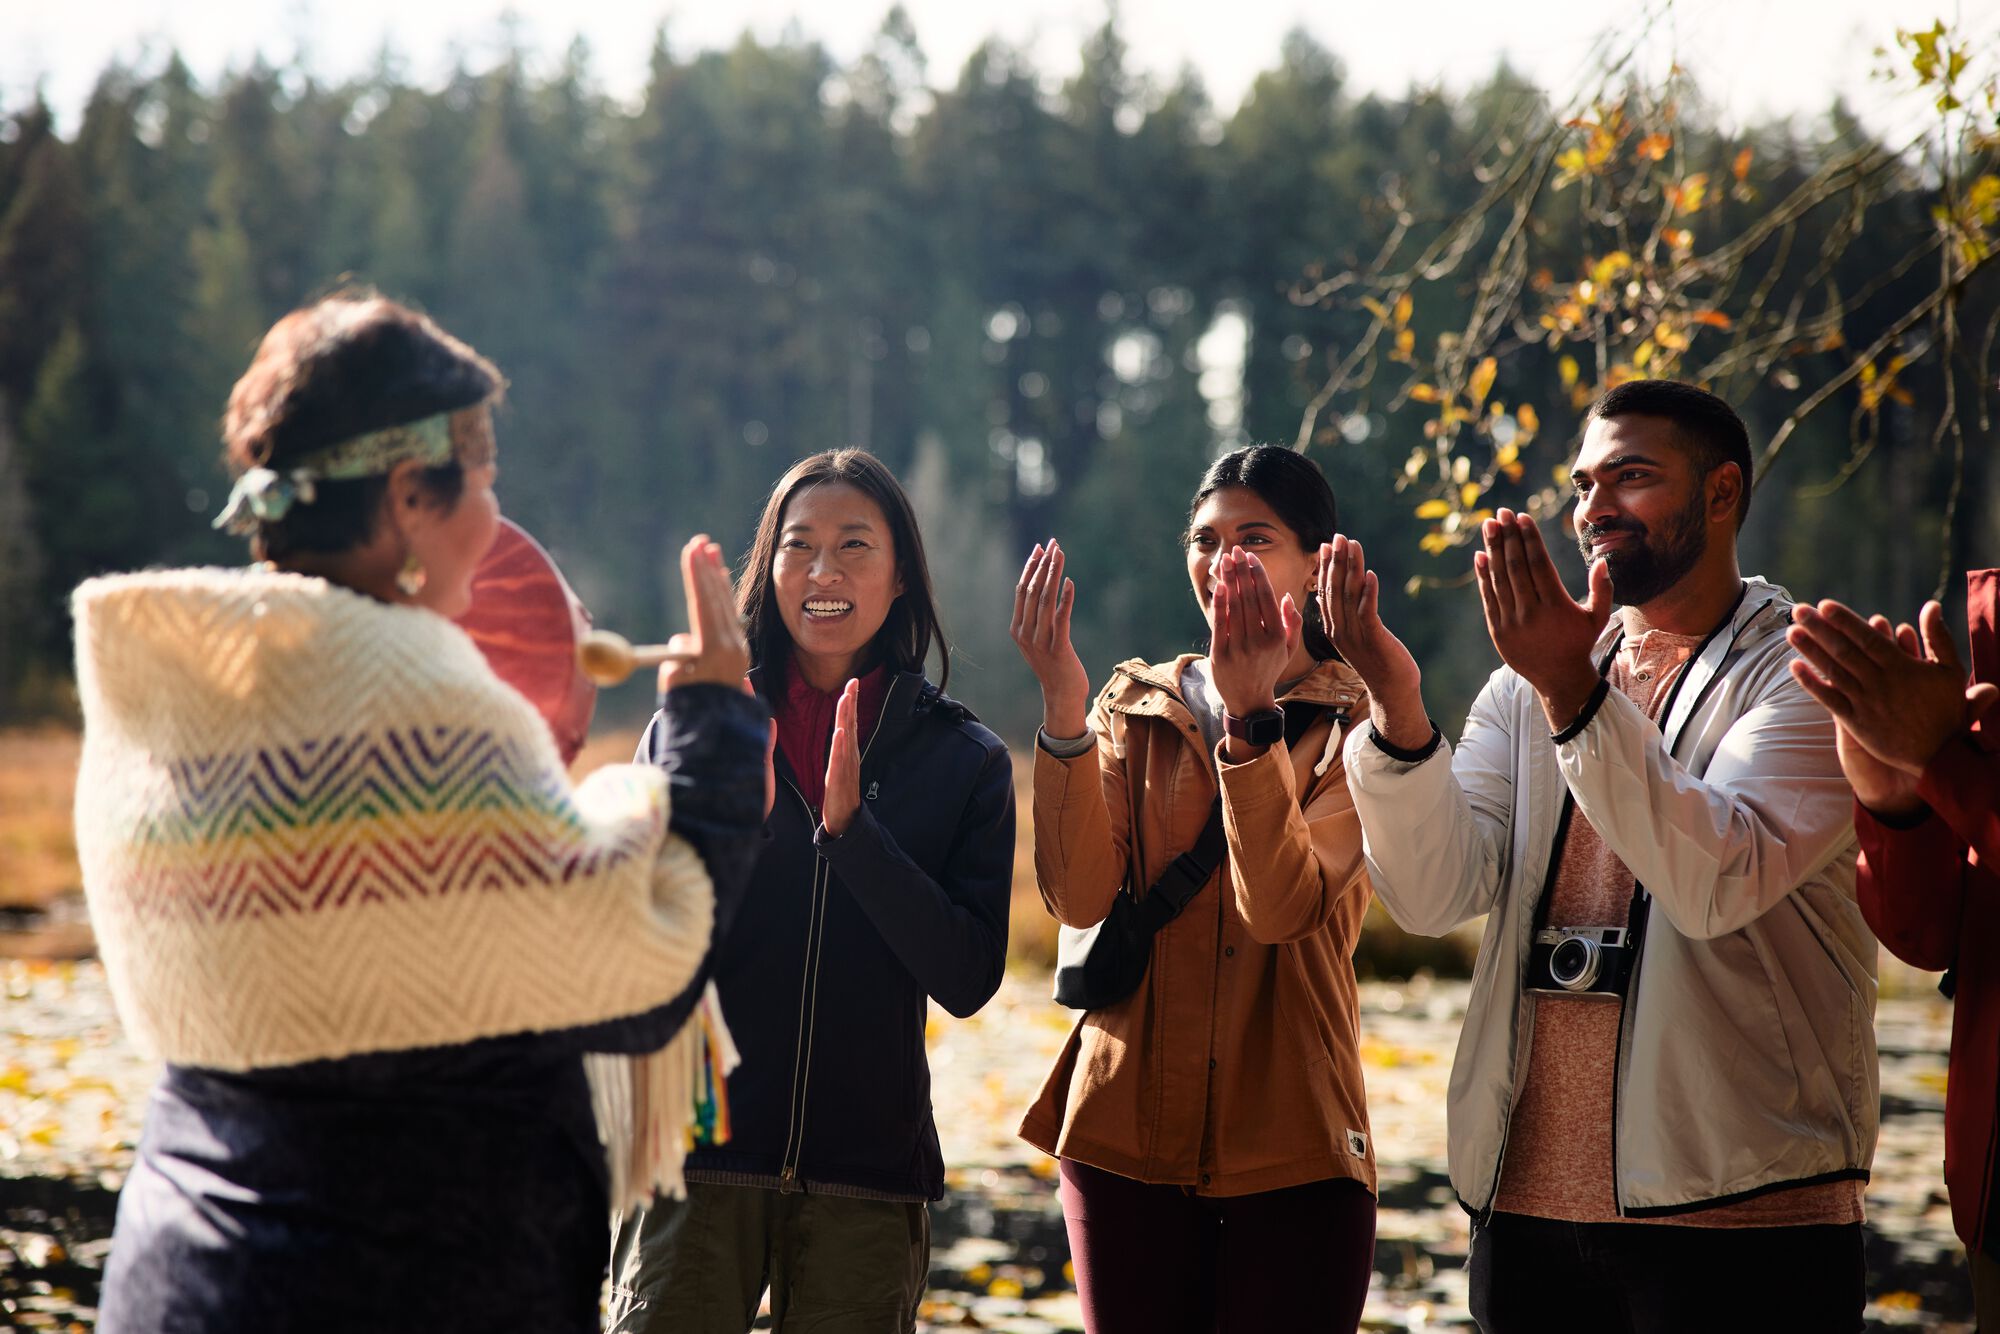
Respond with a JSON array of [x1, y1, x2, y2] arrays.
[[1345, 578, 1877, 1217]]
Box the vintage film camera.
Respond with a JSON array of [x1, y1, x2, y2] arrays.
[[1526, 926, 1636, 1000]]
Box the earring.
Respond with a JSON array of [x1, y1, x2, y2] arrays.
[[396, 554, 427, 597]]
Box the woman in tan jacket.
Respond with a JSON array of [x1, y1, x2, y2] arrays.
[[1011, 445, 1377, 1332]]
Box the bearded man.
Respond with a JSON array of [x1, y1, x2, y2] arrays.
[[1321, 379, 1877, 1333]]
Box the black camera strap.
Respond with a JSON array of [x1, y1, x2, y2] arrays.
[[1531, 639, 1623, 933], [1533, 583, 1755, 936]]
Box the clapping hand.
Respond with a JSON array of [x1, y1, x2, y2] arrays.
[[1210, 547, 1302, 758], [655, 535, 772, 816], [821, 678, 863, 836], [1316, 535, 1431, 750], [1011, 540, 1091, 739], [1787, 599, 1999, 816], [1474, 509, 1612, 730], [658, 535, 753, 693]]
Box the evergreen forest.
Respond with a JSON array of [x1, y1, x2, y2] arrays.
[[2, 11, 1995, 736]]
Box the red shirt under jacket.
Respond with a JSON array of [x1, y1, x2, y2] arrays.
[[774, 663, 890, 816]]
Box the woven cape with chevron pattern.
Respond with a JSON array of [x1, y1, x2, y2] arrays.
[[71, 566, 735, 1212]]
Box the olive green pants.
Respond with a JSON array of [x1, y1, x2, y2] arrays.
[[606, 1181, 929, 1334]]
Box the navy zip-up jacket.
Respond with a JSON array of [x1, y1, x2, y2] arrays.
[[637, 666, 1014, 1201]]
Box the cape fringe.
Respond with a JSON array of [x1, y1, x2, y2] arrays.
[[588, 981, 741, 1216]]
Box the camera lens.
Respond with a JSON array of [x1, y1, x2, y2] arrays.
[[1549, 936, 1600, 991]]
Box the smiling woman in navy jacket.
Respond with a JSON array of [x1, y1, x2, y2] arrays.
[[609, 448, 1015, 1334]]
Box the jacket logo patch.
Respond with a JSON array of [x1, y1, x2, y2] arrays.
[[1346, 1130, 1369, 1158]]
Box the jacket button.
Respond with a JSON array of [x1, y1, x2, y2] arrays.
[[1200, 1173, 1212, 1186], [1224, 946, 1235, 957], [1209, 1058, 1217, 1070]]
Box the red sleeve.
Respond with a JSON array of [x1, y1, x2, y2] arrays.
[[1916, 734, 2000, 868], [1853, 800, 1966, 972]]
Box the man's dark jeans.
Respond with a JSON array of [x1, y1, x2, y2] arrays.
[[1468, 1210, 1864, 1333]]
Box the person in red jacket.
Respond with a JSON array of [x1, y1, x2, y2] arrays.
[[1787, 571, 2000, 1325]]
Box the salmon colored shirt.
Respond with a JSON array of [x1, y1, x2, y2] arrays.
[[1494, 629, 1865, 1227]]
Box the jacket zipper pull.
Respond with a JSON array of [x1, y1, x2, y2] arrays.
[[779, 1165, 801, 1194], [865, 780, 879, 801]]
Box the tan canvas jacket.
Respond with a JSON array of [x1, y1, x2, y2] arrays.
[[1019, 655, 1378, 1198]]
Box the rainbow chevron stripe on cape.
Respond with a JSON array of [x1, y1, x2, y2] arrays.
[[72, 567, 735, 1210]]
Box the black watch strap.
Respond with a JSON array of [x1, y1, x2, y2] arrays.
[[1223, 708, 1285, 746]]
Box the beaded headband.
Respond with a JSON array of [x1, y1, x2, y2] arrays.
[[212, 412, 457, 535]]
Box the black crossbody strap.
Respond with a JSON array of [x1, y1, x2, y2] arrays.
[[1136, 798, 1227, 928], [1135, 700, 1328, 929]]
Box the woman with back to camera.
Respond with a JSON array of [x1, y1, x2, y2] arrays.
[[70, 292, 769, 1333], [609, 448, 1016, 1334], [1012, 444, 1380, 1332]]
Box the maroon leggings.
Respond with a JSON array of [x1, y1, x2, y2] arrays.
[[1057, 1158, 1377, 1334]]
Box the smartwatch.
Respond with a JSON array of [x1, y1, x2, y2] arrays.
[[1222, 708, 1284, 747]]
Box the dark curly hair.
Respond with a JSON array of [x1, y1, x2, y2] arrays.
[[221, 292, 504, 559]]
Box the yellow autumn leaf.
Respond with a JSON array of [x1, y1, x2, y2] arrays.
[[1654, 322, 1688, 351], [1667, 172, 1709, 213], [1394, 327, 1415, 361], [988, 1277, 1025, 1299], [1634, 132, 1672, 161], [1663, 227, 1694, 251], [1419, 530, 1453, 556], [1732, 147, 1754, 181], [1415, 499, 1453, 519], [1408, 383, 1442, 403], [1691, 309, 1732, 330], [1468, 356, 1498, 406], [1558, 356, 1580, 390], [1461, 482, 1483, 508], [1393, 292, 1414, 327], [1633, 340, 1656, 370], [1968, 174, 2000, 226], [1495, 441, 1521, 469], [1360, 297, 1390, 322], [1589, 252, 1633, 287], [1516, 404, 1540, 436]]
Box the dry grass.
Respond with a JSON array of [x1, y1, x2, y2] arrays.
[[0, 728, 83, 909], [1006, 756, 1059, 969]]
